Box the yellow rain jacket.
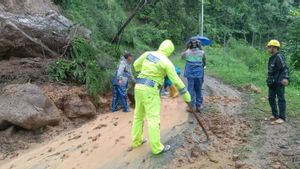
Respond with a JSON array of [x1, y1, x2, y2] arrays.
[[131, 40, 191, 154]]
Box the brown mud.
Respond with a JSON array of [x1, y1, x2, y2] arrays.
[[0, 76, 299, 169]]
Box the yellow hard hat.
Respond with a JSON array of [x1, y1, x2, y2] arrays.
[[267, 40, 280, 48]]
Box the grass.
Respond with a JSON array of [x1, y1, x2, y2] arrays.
[[171, 40, 300, 120], [205, 45, 300, 119]]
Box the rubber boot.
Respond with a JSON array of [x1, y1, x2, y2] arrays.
[[169, 85, 179, 98]]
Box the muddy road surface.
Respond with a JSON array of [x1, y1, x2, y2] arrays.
[[1, 76, 299, 169]]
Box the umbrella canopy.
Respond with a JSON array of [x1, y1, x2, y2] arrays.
[[196, 35, 212, 46], [186, 35, 212, 46]]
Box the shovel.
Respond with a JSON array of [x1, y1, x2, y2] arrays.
[[188, 103, 210, 141]]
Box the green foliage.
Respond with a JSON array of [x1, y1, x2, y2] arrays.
[[173, 42, 300, 118], [47, 38, 115, 101], [205, 44, 300, 118], [227, 38, 267, 71], [48, 0, 299, 100], [135, 26, 167, 47], [285, 9, 300, 69], [47, 0, 143, 99]]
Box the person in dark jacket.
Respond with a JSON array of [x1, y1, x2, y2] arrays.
[[112, 52, 135, 112], [266, 40, 289, 124]]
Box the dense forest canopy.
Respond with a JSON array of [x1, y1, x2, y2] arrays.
[[122, 0, 299, 66]]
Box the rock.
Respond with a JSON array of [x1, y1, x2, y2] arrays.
[[93, 124, 107, 130], [0, 83, 60, 130], [232, 154, 239, 161], [63, 94, 96, 119], [0, 1, 91, 60], [68, 135, 81, 141], [81, 149, 88, 154], [61, 154, 69, 160], [188, 158, 194, 163], [42, 85, 97, 119], [208, 157, 219, 163], [0, 154, 6, 160], [235, 161, 245, 169], [271, 162, 281, 169], [126, 147, 133, 152], [281, 150, 294, 156], [178, 156, 185, 162], [242, 84, 262, 94], [48, 147, 55, 153], [191, 149, 200, 158], [99, 97, 108, 104]]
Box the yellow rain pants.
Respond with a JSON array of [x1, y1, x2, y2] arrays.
[[131, 39, 191, 154]]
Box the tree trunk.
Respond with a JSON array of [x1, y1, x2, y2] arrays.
[[259, 33, 262, 49], [111, 0, 148, 44], [223, 32, 227, 47], [251, 31, 255, 47], [243, 32, 247, 43]]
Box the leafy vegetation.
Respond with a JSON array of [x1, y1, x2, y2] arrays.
[[48, 0, 299, 101], [177, 39, 300, 118], [173, 39, 300, 119], [47, 38, 114, 100]]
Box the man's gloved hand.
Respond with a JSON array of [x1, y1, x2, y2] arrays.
[[281, 78, 289, 86], [183, 91, 191, 103]]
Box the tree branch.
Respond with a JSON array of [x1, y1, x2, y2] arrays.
[[111, 0, 148, 44]]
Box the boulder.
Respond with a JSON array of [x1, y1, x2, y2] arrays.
[[0, 1, 91, 60], [0, 83, 60, 130], [42, 85, 97, 118], [63, 94, 96, 119]]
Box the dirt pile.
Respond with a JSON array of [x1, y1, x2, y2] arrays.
[[42, 84, 111, 116], [164, 111, 254, 169], [159, 77, 255, 169], [0, 57, 54, 87]]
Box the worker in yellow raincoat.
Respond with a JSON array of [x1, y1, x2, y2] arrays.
[[131, 40, 191, 155]]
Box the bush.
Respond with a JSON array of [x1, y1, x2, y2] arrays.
[[226, 38, 267, 71], [47, 38, 115, 101], [135, 26, 167, 47]]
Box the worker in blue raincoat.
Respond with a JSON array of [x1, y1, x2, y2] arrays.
[[182, 37, 206, 113], [112, 52, 135, 112]]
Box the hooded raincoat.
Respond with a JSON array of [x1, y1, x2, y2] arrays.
[[131, 40, 191, 154], [182, 48, 205, 109]]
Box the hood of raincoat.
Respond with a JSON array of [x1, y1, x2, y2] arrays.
[[158, 40, 175, 57]]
